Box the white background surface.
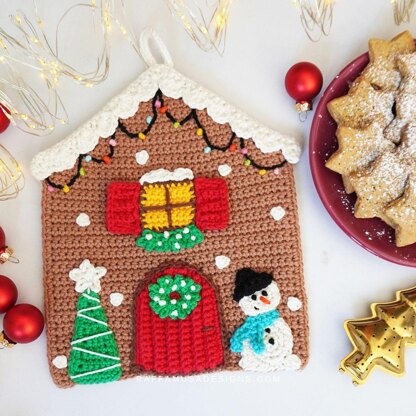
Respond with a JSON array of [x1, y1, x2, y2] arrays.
[[1, 1, 416, 415]]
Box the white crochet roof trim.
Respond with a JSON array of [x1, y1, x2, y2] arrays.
[[30, 32, 302, 180], [139, 168, 194, 185]]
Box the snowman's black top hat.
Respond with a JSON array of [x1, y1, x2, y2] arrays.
[[233, 268, 273, 302]]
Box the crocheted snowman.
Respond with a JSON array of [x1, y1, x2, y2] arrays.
[[230, 269, 301, 372]]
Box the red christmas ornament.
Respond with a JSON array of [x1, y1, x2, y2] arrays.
[[3, 304, 44, 344], [0, 275, 18, 314], [285, 62, 323, 112], [0, 104, 10, 134]]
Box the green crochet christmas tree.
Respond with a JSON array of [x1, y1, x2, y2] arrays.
[[68, 259, 122, 384]]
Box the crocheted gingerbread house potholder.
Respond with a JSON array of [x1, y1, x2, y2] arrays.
[[31, 29, 308, 388]]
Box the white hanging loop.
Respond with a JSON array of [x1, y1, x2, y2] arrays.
[[139, 28, 174, 68]]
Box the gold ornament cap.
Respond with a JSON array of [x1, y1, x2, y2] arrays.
[[0, 331, 15, 349], [0, 246, 19, 264], [295, 101, 312, 112]]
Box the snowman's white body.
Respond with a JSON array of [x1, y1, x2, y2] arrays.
[[237, 281, 301, 372], [238, 316, 301, 371]]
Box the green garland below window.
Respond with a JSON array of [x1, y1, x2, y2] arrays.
[[136, 225, 204, 253]]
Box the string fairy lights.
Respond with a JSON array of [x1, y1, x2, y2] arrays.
[[292, 0, 335, 41], [164, 0, 233, 54], [391, 0, 416, 24], [0, 0, 141, 136], [0, 145, 24, 201]]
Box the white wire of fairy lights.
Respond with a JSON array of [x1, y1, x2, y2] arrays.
[[391, 0, 416, 24], [0, 145, 24, 200], [0, 0, 143, 136], [164, 0, 233, 55], [292, 0, 335, 42]]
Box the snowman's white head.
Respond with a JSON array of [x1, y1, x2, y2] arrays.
[[233, 268, 281, 317], [238, 281, 281, 316]]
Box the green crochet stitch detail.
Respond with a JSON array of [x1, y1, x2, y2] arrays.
[[135, 225, 204, 253], [68, 291, 122, 384], [149, 274, 201, 319]]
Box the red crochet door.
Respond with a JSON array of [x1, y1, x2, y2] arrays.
[[135, 265, 224, 375]]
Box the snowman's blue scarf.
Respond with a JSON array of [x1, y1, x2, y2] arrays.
[[230, 310, 279, 355]]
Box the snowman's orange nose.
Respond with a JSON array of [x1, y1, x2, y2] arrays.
[[259, 296, 270, 305]]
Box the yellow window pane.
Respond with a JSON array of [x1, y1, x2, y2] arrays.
[[171, 206, 195, 228], [141, 184, 166, 207], [167, 182, 195, 205], [142, 210, 169, 231]]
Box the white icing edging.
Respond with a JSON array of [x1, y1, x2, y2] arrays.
[[30, 64, 302, 180], [52, 355, 68, 369], [270, 206, 286, 221], [135, 150, 149, 165], [139, 168, 194, 184], [215, 255, 231, 270], [76, 213, 91, 227], [287, 296, 302, 311], [110, 292, 124, 307]]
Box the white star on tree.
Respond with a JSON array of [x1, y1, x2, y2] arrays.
[[69, 259, 107, 293]]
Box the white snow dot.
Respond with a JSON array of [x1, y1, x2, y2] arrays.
[[185, 294, 191, 300], [218, 164, 232, 177], [171, 299, 177, 305], [182, 303, 188, 309], [76, 213, 90, 227], [191, 236, 196, 241], [52, 355, 68, 369], [183, 227, 189, 234], [165, 279, 170, 284], [145, 234, 153, 240], [215, 255, 231, 270], [159, 288, 165, 294], [171, 310, 178, 316], [109, 292, 124, 307], [287, 296, 302, 311], [270, 206, 286, 221], [172, 285, 178, 290], [180, 280, 186, 287], [157, 241, 162, 246], [159, 300, 166, 306], [176, 234, 182, 239], [174, 242, 181, 249], [135, 150, 149, 165], [153, 296, 160, 302], [164, 231, 170, 238], [190, 285, 196, 291]]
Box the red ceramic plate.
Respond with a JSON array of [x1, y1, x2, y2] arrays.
[[310, 52, 416, 268]]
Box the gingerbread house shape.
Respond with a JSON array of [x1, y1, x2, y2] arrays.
[[31, 30, 307, 387]]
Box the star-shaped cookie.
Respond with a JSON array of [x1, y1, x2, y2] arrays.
[[385, 53, 416, 143], [350, 123, 416, 222], [327, 81, 395, 129], [325, 119, 395, 193], [349, 152, 409, 223], [357, 31, 415, 91], [385, 173, 416, 247]]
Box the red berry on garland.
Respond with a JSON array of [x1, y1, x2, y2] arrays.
[[3, 304, 44, 344], [0, 104, 11, 134], [285, 62, 323, 113], [0, 275, 18, 314]]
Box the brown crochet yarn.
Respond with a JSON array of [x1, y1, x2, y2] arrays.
[[41, 94, 308, 388]]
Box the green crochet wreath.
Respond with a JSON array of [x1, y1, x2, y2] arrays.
[[148, 274, 201, 320]]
